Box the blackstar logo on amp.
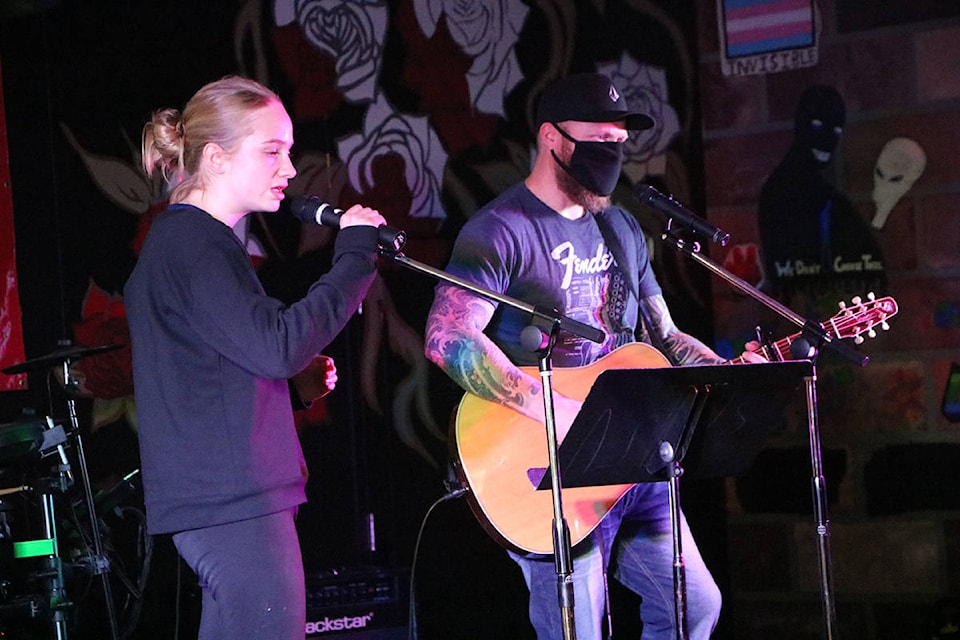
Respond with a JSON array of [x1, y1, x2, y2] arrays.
[[304, 567, 407, 639], [306, 611, 375, 634]]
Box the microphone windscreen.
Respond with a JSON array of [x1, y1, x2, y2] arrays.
[[289, 195, 316, 223]]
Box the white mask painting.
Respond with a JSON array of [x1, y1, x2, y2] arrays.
[[871, 137, 926, 230]]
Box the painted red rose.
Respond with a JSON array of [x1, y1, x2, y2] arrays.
[[72, 280, 134, 399]]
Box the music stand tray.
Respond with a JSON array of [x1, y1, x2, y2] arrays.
[[538, 361, 813, 490], [536, 360, 814, 640]]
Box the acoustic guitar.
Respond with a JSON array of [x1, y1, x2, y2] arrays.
[[451, 295, 898, 554]]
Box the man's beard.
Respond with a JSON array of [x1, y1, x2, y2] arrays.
[[553, 151, 611, 213]]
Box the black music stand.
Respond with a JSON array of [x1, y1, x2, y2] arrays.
[[538, 360, 814, 639]]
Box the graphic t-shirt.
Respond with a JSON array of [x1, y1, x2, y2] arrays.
[[444, 183, 660, 367]]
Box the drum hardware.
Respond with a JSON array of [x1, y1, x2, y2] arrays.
[[0, 416, 75, 639], [1, 343, 122, 377], [68, 469, 148, 602], [1, 342, 125, 640], [2, 493, 46, 629], [1, 463, 149, 640]]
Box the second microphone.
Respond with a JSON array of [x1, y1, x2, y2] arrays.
[[634, 184, 730, 246], [290, 195, 407, 253]]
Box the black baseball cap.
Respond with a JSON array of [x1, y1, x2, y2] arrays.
[[535, 72, 655, 131]]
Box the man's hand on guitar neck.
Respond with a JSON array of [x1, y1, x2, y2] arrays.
[[739, 340, 768, 364]]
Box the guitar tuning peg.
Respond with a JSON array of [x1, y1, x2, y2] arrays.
[[838, 300, 847, 310], [852, 296, 862, 305], [867, 292, 876, 301], [868, 329, 877, 338], [854, 334, 865, 345], [881, 321, 890, 331]]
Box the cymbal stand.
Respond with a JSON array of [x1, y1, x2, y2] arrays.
[[60, 358, 120, 640]]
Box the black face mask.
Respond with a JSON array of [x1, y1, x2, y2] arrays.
[[550, 123, 624, 196]]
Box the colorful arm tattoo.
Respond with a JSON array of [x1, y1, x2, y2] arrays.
[[425, 284, 543, 416]]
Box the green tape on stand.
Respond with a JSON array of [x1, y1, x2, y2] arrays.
[[13, 538, 56, 558]]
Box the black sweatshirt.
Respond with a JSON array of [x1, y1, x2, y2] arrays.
[[124, 204, 378, 534]]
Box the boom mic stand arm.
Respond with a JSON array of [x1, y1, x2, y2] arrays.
[[382, 251, 604, 346], [659, 230, 866, 366]]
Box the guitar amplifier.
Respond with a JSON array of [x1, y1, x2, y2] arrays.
[[304, 567, 408, 639]]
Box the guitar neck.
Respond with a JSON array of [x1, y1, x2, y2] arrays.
[[728, 333, 798, 364], [725, 295, 899, 364]]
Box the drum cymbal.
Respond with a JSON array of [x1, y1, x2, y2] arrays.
[[1, 343, 123, 375], [0, 418, 45, 464]]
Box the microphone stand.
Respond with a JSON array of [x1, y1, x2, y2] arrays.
[[659, 226, 866, 640], [380, 248, 603, 640], [530, 320, 578, 640]]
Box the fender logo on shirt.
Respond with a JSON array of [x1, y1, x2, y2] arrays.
[[551, 241, 615, 290]]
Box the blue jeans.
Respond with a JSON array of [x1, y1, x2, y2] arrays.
[[508, 482, 721, 640], [172, 508, 304, 640]]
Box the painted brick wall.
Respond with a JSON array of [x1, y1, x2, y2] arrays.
[[696, 1, 960, 637]]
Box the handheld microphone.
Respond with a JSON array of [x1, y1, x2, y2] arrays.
[[634, 184, 730, 246], [290, 195, 406, 252]]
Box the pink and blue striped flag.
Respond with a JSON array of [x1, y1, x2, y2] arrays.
[[722, 0, 815, 58]]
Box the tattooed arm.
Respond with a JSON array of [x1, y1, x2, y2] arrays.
[[640, 294, 765, 366], [425, 284, 583, 436], [639, 293, 725, 366]]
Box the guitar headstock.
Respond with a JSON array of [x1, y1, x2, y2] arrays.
[[827, 293, 899, 344]]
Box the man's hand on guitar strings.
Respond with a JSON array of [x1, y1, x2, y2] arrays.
[[740, 340, 768, 363]]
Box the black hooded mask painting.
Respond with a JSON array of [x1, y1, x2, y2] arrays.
[[758, 85, 886, 299]]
